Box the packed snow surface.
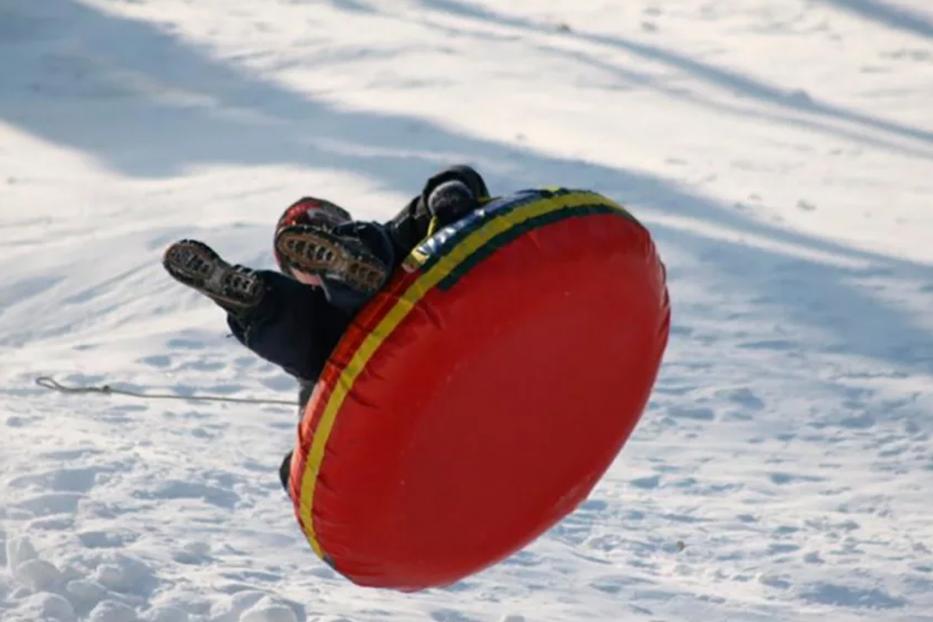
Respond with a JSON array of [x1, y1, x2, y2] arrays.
[[2, 1, 932, 620]]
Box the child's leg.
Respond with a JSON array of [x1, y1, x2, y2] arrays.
[[227, 270, 353, 382]]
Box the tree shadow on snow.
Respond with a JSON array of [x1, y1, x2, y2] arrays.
[[0, 0, 930, 374], [414, 0, 933, 150], [817, 0, 933, 40]]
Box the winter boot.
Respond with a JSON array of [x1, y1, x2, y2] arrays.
[[274, 225, 388, 296], [274, 197, 353, 277], [163, 240, 265, 314]]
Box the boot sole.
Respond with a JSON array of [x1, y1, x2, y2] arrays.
[[163, 240, 263, 311], [275, 228, 387, 295]]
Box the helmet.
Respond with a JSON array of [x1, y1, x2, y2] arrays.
[[274, 197, 352, 276]]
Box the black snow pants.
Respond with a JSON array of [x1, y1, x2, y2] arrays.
[[226, 164, 489, 396]]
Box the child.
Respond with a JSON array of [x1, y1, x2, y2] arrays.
[[162, 166, 490, 484]]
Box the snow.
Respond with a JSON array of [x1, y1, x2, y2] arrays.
[[1, 0, 931, 620]]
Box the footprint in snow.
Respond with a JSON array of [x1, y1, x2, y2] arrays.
[[171, 541, 212, 566], [16, 493, 83, 518], [77, 531, 138, 550], [9, 465, 114, 494], [133, 480, 240, 509], [799, 582, 906, 609], [210, 591, 303, 622]]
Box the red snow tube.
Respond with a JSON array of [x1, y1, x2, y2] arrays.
[[288, 188, 670, 590]]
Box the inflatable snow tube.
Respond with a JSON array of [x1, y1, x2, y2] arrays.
[[288, 188, 670, 590]]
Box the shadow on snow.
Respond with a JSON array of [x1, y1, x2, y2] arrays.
[[0, 0, 930, 374]]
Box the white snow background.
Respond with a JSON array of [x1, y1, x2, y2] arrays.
[[1, 1, 932, 620]]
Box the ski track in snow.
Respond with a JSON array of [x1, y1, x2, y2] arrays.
[[2, 0, 932, 620]]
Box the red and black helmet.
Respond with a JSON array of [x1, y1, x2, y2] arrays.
[[274, 197, 352, 275]]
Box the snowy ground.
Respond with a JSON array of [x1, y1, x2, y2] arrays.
[[2, 0, 932, 620]]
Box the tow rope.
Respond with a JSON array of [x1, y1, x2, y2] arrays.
[[34, 375, 296, 406]]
